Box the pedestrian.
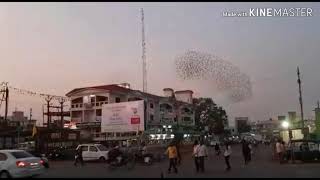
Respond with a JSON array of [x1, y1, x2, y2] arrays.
[[215, 143, 221, 156], [192, 140, 200, 173], [248, 141, 253, 160], [176, 141, 182, 166], [224, 142, 232, 171], [198, 140, 208, 173], [281, 140, 287, 162], [276, 139, 283, 164], [74, 146, 84, 166], [165, 141, 178, 174], [242, 139, 250, 165]]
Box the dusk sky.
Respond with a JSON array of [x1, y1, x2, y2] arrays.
[[0, 2, 320, 127]]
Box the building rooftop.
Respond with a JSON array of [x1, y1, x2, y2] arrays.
[[66, 84, 131, 97], [66, 84, 164, 100]]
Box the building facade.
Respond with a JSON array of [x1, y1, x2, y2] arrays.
[[235, 117, 249, 134], [65, 83, 195, 141], [250, 119, 281, 138]]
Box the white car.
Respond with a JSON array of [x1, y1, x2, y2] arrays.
[[0, 149, 45, 178], [76, 144, 109, 162]]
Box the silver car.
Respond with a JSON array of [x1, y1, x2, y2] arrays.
[[0, 150, 45, 178]]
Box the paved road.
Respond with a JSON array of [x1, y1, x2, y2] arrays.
[[37, 144, 320, 178]]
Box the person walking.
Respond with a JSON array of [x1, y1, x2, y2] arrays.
[[215, 143, 221, 156], [276, 139, 284, 164], [176, 141, 182, 166], [198, 140, 208, 173], [165, 141, 178, 174], [248, 141, 253, 161], [192, 140, 200, 173], [281, 140, 287, 162], [74, 146, 84, 166], [242, 139, 250, 165], [224, 142, 232, 171]]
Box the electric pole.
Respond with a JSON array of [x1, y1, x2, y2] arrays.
[[29, 108, 32, 121], [4, 83, 9, 124], [45, 96, 53, 129], [58, 98, 66, 130], [297, 66, 304, 129]]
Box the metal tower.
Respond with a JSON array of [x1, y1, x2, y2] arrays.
[[141, 8, 147, 93], [297, 66, 304, 128]]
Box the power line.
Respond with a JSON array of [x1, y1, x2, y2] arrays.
[[8, 85, 69, 101]]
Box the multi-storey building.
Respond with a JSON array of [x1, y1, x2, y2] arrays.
[[65, 83, 195, 140]]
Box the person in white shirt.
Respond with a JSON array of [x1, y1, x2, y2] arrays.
[[198, 140, 208, 173], [192, 140, 200, 173], [276, 139, 283, 164], [224, 142, 232, 171]]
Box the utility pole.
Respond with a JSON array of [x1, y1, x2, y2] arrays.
[[4, 83, 9, 124], [29, 108, 32, 121], [42, 104, 45, 127], [58, 98, 66, 130], [297, 66, 304, 129], [45, 96, 53, 129]]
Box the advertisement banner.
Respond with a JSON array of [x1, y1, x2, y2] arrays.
[[101, 100, 145, 132]]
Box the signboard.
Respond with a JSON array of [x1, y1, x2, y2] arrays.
[[101, 100, 145, 132]]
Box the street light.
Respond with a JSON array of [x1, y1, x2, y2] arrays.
[[282, 121, 289, 129]]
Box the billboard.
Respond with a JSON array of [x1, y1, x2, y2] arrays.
[[101, 100, 145, 132]]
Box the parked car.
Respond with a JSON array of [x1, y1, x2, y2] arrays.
[[0, 149, 45, 178], [76, 144, 109, 162], [286, 139, 320, 162]]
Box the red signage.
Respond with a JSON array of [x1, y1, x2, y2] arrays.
[[131, 117, 140, 124]]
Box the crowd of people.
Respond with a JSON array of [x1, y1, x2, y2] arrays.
[[73, 138, 263, 175]]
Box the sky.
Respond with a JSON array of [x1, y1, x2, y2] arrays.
[[0, 2, 320, 127]]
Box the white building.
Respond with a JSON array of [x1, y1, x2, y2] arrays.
[[65, 83, 195, 140]]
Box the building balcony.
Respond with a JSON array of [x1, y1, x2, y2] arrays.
[[71, 101, 108, 110]]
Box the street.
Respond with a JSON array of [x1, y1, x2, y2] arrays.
[[37, 144, 320, 178]]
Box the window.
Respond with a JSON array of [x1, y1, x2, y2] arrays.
[[89, 146, 98, 152], [96, 109, 102, 116], [183, 117, 192, 123], [0, 153, 7, 161], [115, 97, 121, 103], [150, 115, 154, 121], [150, 103, 154, 109], [90, 96, 95, 103], [10, 151, 33, 159], [80, 146, 89, 151], [97, 145, 108, 151]]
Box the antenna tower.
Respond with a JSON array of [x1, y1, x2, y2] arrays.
[[141, 8, 147, 93]]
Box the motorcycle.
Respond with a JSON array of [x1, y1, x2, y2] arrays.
[[47, 147, 66, 160], [107, 154, 135, 170], [134, 152, 153, 166]]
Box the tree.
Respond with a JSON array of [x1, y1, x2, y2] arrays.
[[193, 97, 228, 135]]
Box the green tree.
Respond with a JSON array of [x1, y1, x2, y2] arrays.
[[193, 97, 228, 135]]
